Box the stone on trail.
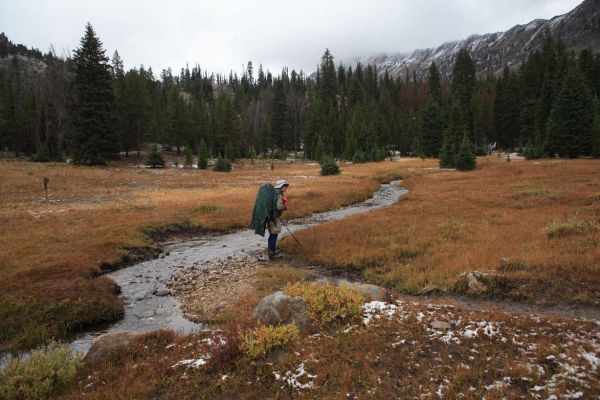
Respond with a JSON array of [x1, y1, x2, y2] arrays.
[[154, 287, 171, 296], [253, 291, 311, 330], [84, 330, 145, 365]]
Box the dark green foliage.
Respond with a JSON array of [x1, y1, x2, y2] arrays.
[[71, 23, 119, 165], [213, 157, 232, 172], [197, 139, 209, 169], [32, 143, 51, 162], [494, 67, 522, 149], [455, 133, 477, 171], [451, 48, 476, 137], [184, 146, 193, 168], [420, 99, 445, 157], [427, 62, 442, 102], [271, 79, 292, 149], [319, 49, 337, 105], [1, 31, 598, 164], [145, 145, 165, 168], [320, 155, 340, 176], [439, 102, 466, 168], [592, 109, 600, 158], [545, 68, 595, 158]]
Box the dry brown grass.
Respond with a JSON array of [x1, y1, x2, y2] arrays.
[[0, 157, 412, 351], [282, 158, 600, 303]]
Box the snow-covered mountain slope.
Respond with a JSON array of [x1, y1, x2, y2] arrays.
[[357, 0, 600, 78]]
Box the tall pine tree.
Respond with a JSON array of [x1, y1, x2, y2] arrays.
[[71, 23, 118, 164]]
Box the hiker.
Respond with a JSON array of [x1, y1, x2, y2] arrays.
[[267, 179, 289, 259], [251, 179, 289, 260]]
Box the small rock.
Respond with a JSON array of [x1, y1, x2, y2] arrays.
[[429, 320, 452, 330], [155, 289, 171, 297]]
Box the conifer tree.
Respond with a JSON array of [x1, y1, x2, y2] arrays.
[[71, 23, 118, 164], [271, 79, 291, 149], [545, 68, 594, 158], [427, 62, 442, 102], [319, 49, 337, 105], [451, 48, 476, 137], [455, 133, 476, 171], [592, 108, 600, 158], [420, 98, 445, 157], [197, 138, 209, 169]]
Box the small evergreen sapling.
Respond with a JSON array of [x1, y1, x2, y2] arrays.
[[145, 145, 165, 168], [320, 155, 340, 176], [213, 157, 232, 172]]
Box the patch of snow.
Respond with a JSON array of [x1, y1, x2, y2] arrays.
[[284, 363, 317, 390], [579, 349, 599, 371], [171, 357, 208, 368], [362, 301, 398, 325]]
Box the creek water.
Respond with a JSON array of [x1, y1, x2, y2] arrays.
[[65, 180, 408, 356]]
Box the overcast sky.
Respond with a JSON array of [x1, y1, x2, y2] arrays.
[[0, 0, 583, 77]]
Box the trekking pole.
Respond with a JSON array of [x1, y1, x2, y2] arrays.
[[280, 219, 305, 250]]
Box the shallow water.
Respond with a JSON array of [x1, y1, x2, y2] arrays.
[[66, 181, 408, 355]]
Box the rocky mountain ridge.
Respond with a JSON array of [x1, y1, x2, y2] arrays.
[[357, 0, 600, 78]]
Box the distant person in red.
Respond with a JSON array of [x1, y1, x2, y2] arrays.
[[267, 179, 289, 259]]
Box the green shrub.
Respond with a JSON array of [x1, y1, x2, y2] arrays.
[[285, 282, 363, 324], [352, 150, 367, 163], [240, 323, 299, 359], [0, 342, 82, 400], [271, 149, 288, 160], [213, 157, 232, 172], [546, 219, 597, 238], [320, 156, 340, 176], [32, 144, 51, 163], [145, 145, 165, 168]]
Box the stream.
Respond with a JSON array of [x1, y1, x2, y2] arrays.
[[67, 180, 408, 355]]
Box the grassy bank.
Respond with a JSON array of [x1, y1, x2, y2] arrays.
[[0, 157, 414, 352], [282, 158, 600, 303], [57, 291, 600, 399]]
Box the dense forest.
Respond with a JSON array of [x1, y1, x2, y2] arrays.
[[0, 24, 599, 169]]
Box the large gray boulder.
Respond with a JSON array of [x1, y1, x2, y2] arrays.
[[252, 291, 311, 330], [84, 330, 145, 365]]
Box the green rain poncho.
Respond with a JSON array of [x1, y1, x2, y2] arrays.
[[250, 183, 278, 236]]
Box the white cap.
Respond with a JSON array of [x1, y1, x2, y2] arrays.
[[274, 179, 289, 189]]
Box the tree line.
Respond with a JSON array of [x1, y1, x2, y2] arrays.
[[0, 25, 599, 168]]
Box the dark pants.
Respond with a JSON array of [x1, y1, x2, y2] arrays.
[[268, 233, 278, 252]]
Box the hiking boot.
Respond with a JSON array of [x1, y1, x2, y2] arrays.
[[268, 249, 276, 260]]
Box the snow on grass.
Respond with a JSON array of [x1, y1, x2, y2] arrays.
[[282, 363, 317, 390], [579, 349, 599, 371], [362, 301, 398, 325], [171, 357, 209, 368]]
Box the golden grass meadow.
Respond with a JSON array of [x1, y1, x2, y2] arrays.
[[1, 156, 599, 400]]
